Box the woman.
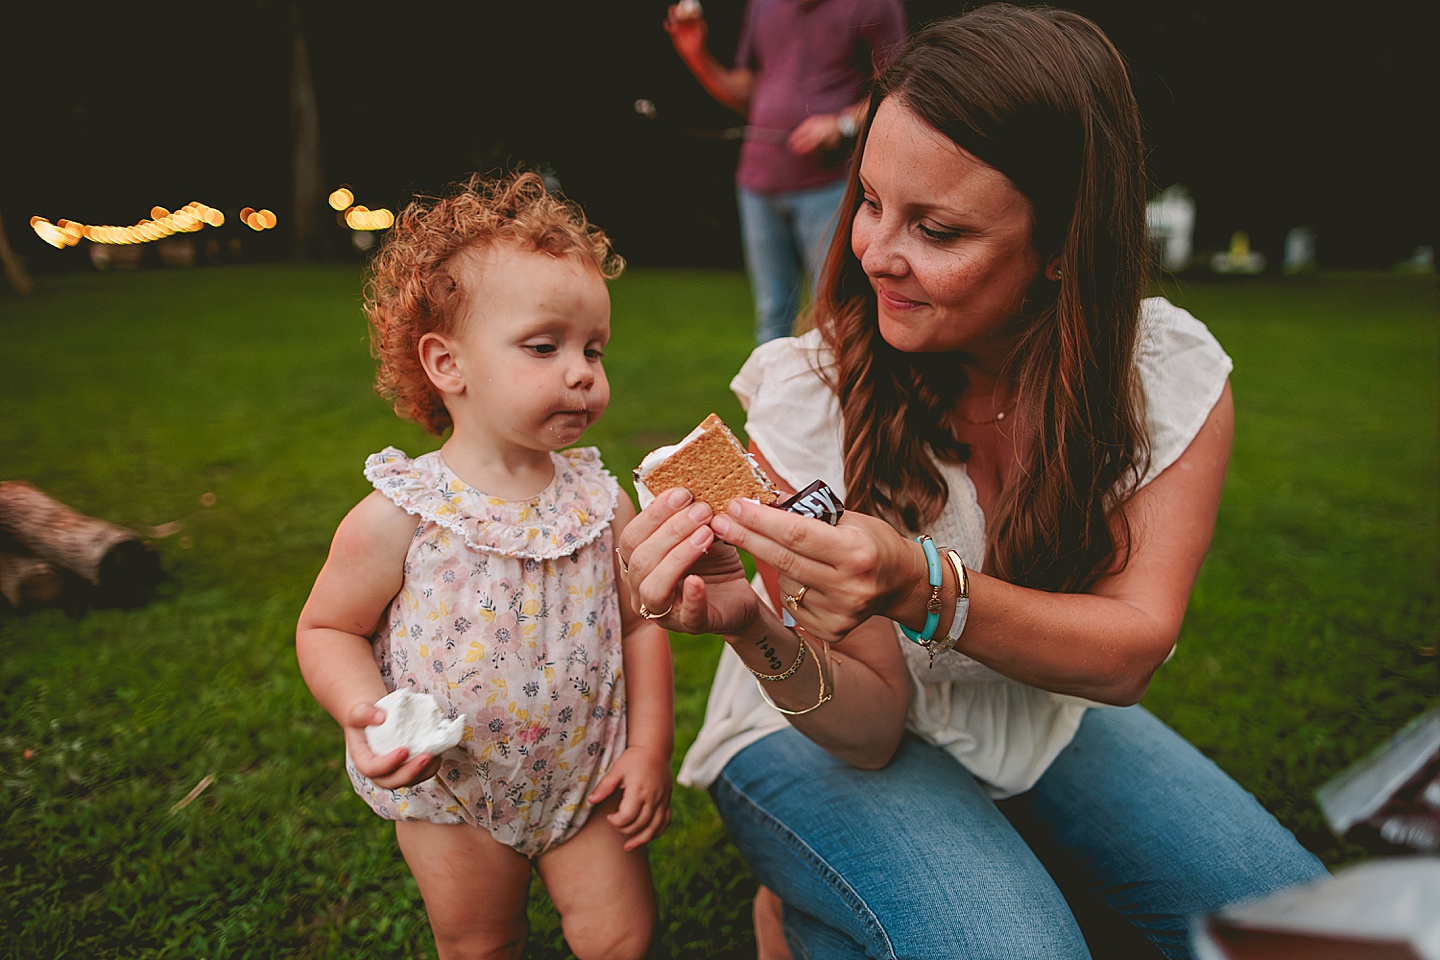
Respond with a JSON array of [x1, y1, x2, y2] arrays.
[[618, 6, 1326, 957]]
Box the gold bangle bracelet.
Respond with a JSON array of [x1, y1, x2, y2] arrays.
[[748, 636, 807, 682], [940, 547, 969, 649], [755, 639, 833, 716]]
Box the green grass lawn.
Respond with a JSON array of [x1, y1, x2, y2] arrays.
[[1, 265, 1435, 958]]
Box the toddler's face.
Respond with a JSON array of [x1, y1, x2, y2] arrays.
[[445, 245, 611, 453]]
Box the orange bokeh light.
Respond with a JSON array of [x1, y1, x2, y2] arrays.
[[31, 199, 241, 246]]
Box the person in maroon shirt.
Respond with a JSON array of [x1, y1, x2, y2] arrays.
[[666, 0, 907, 345]]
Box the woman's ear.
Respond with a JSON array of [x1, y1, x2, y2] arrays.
[[1043, 258, 1064, 282], [418, 331, 464, 396]]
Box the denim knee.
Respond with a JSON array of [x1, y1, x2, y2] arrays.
[[712, 731, 1092, 959], [714, 773, 891, 957]]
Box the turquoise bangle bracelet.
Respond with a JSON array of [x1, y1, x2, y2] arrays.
[[899, 535, 942, 644]]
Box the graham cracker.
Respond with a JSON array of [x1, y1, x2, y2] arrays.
[[639, 413, 778, 514]]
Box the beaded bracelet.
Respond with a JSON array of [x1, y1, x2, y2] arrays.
[[899, 535, 943, 646], [747, 636, 807, 682], [754, 639, 833, 716]]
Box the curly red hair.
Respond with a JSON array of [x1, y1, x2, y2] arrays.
[[364, 171, 624, 435]]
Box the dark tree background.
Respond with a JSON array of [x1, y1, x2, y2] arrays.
[[3, 0, 1434, 273]]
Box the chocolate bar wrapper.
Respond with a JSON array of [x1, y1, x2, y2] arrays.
[[777, 481, 844, 525]]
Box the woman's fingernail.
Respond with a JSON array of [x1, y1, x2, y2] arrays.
[[691, 526, 712, 546], [727, 500, 745, 517], [688, 501, 712, 522], [710, 516, 731, 537], [666, 488, 691, 507]]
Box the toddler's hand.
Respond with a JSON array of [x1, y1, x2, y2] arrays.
[[342, 701, 443, 789], [588, 745, 673, 851]]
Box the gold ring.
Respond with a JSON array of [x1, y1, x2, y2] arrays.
[[639, 601, 673, 620], [782, 585, 809, 614], [615, 547, 630, 575]]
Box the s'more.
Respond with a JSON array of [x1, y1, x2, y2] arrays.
[[633, 413, 779, 514]]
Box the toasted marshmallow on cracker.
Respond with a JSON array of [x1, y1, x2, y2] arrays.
[[634, 413, 778, 513]]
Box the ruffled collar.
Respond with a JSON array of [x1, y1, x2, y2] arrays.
[[364, 446, 618, 559]]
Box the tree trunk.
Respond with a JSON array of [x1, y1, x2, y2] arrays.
[[0, 207, 35, 295], [289, 2, 326, 261], [0, 482, 160, 600], [0, 552, 63, 609]]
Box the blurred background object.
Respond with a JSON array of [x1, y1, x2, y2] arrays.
[[1147, 184, 1197, 272], [1, 0, 1434, 276], [1316, 707, 1439, 856], [1193, 858, 1439, 960], [0, 481, 163, 610]]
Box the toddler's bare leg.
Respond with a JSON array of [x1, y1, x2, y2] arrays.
[[753, 885, 794, 960], [396, 820, 532, 960], [536, 794, 657, 960]]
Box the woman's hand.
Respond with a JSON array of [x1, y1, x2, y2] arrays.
[[342, 701, 443, 790], [709, 500, 929, 645], [616, 488, 762, 637], [629, 490, 914, 767]]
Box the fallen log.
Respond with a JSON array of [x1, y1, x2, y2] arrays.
[[0, 551, 64, 609], [0, 481, 161, 602]]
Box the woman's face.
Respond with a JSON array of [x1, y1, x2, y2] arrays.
[[852, 98, 1042, 363]]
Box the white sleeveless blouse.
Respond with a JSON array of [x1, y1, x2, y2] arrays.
[[677, 298, 1233, 797]]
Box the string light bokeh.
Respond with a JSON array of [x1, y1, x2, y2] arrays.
[[329, 185, 393, 231], [30, 202, 226, 249], [239, 208, 278, 232], [29, 185, 393, 257]]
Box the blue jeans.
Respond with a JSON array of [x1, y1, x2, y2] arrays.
[[737, 179, 849, 344], [712, 706, 1326, 959]]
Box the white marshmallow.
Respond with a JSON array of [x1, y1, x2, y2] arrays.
[[676, 0, 703, 20], [365, 688, 466, 757]]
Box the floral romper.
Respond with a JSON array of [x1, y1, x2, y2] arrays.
[[348, 446, 628, 857]]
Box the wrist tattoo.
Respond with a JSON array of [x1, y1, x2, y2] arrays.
[[753, 635, 784, 672]]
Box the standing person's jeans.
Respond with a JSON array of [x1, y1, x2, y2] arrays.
[[737, 179, 849, 344], [712, 705, 1327, 959]]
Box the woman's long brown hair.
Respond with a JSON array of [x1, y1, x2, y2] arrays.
[[815, 5, 1151, 593]]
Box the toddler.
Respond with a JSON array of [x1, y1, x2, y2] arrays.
[[297, 171, 673, 960]]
